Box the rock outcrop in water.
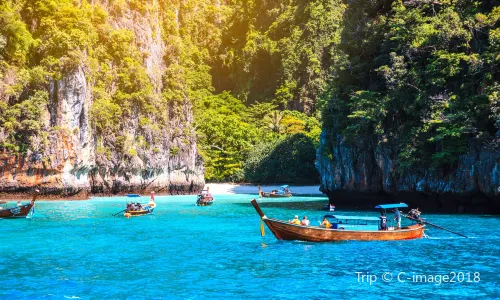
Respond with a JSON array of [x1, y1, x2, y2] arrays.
[[0, 1, 204, 198], [316, 131, 500, 213]]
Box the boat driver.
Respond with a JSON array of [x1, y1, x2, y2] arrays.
[[394, 208, 401, 229]]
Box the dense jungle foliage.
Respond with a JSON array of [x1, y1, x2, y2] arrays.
[[325, 0, 500, 172], [0, 0, 498, 182]]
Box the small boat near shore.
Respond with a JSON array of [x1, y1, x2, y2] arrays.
[[258, 185, 292, 198], [250, 200, 425, 241], [0, 190, 39, 219], [197, 187, 214, 206], [114, 192, 156, 218]]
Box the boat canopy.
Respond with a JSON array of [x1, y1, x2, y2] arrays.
[[280, 185, 289, 188], [126, 194, 142, 198], [375, 203, 408, 209], [324, 214, 380, 221]]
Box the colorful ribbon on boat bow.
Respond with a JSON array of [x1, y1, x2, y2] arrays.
[[260, 219, 265, 237]]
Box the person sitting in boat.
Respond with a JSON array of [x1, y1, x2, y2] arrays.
[[320, 217, 332, 228], [301, 216, 310, 226], [408, 208, 422, 222], [379, 212, 388, 230], [289, 215, 301, 225], [415, 208, 421, 221]]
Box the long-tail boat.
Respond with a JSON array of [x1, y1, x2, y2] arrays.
[[250, 199, 425, 241], [121, 193, 156, 217], [258, 185, 292, 198], [196, 187, 214, 206], [0, 190, 39, 219]]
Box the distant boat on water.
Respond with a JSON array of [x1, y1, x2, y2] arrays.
[[258, 185, 292, 198], [197, 187, 214, 206], [116, 192, 156, 218], [0, 190, 39, 219]]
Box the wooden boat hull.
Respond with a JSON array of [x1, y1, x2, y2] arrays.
[[261, 193, 292, 198], [251, 199, 424, 242], [126, 209, 153, 216], [197, 201, 214, 206], [0, 203, 35, 218], [263, 218, 424, 241]]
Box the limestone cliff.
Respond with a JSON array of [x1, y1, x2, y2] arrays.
[[316, 131, 500, 213], [0, 1, 204, 198]]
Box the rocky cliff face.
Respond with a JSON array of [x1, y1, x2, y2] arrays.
[[316, 131, 500, 213], [0, 1, 204, 198]]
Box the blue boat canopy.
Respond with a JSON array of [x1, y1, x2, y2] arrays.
[[375, 203, 408, 209], [324, 215, 380, 221], [280, 185, 289, 188], [126, 194, 142, 198]]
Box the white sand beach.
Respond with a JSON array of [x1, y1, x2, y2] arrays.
[[204, 183, 322, 195]]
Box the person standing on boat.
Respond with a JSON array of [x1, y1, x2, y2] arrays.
[[394, 208, 401, 229], [301, 216, 310, 226], [380, 212, 388, 230], [149, 191, 156, 208]]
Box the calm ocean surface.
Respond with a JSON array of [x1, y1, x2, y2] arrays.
[[0, 195, 499, 299]]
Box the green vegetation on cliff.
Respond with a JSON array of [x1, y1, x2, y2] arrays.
[[1, 0, 498, 184], [324, 0, 500, 171]]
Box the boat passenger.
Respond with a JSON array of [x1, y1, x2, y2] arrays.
[[408, 208, 422, 222], [394, 208, 401, 229], [415, 208, 421, 221], [290, 215, 301, 225], [320, 217, 332, 228], [301, 216, 310, 226], [17, 200, 22, 207], [380, 212, 388, 230]]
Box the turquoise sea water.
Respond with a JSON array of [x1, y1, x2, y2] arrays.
[[0, 194, 499, 299]]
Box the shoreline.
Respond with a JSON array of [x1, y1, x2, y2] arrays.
[[0, 184, 323, 201], [203, 183, 322, 196]]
